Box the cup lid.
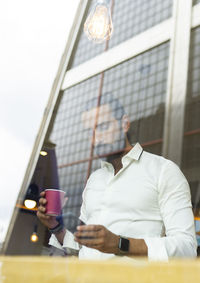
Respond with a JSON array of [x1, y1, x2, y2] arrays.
[[44, 189, 65, 194]]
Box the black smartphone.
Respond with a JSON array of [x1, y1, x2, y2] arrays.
[[75, 219, 94, 239]]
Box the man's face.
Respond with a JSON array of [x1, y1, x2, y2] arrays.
[[81, 104, 126, 157]]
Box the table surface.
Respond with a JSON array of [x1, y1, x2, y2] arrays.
[[0, 256, 200, 283]]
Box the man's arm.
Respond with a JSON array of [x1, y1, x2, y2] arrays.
[[74, 161, 197, 260], [144, 160, 197, 260], [37, 192, 79, 251], [74, 224, 147, 256]]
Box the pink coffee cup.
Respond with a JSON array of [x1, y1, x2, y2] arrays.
[[45, 189, 66, 216]]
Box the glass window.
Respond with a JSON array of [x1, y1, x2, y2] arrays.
[[181, 27, 200, 255], [69, 0, 173, 68], [6, 41, 169, 256], [108, 0, 172, 49], [29, 43, 169, 256], [100, 43, 169, 156]]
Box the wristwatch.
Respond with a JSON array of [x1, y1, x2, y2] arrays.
[[48, 215, 64, 234], [48, 222, 64, 234], [118, 236, 130, 254]]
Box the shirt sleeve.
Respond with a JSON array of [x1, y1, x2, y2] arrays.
[[144, 160, 197, 261], [49, 184, 88, 252], [49, 229, 80, 252]]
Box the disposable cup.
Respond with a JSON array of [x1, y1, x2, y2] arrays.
[[45, 189, 66, 216]]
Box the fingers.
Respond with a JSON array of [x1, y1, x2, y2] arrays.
[[38, 196, 47, 213], [36, 210, 50, 221], [74, 229, 101, 239], [75, 237, 103, 247], [74, 225, 105, 247], [38, 204, 46, 213], [76, 225, 102, 232], [39, 197, 47, 206], [37, 194, 47, 217], [74, 233, 103, 247], [40, 191, 45, 197]]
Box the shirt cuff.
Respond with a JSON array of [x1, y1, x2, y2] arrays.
[[49, 234, 63, 250], [144, 237, 168, 261], [49, 230, 80, 251]]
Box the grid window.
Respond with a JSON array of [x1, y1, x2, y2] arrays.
[[181, 27, 200, 248], [49, 74, 101, 232], [69, 0, 172, 68], [49, 43, 170, 229], [90, 42, 170, 172], [108, 0, 172, 49], [60, 162, 88, 233]]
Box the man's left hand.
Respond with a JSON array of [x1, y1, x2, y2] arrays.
[[74, 225, 120, 254]]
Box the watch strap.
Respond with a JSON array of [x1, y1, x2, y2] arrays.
[[48, 222, 64, 234], [118, 236, 130, 254], [48, 215, 64, 234]]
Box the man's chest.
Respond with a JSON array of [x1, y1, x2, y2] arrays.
[[84, 167, 160, 218]]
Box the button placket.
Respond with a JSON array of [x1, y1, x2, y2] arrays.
[[105, 164, 114, 185]]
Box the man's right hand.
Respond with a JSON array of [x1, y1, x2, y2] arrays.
[[37, 191, 59, 229]]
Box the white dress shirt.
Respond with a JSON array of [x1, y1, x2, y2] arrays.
[[49, 143, 197, 260]]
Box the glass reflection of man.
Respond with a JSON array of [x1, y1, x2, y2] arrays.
[[81, 94, 131, 163], [37, 93, 197, 260]]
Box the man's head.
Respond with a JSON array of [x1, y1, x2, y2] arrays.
[[81, 93, 130, 157]]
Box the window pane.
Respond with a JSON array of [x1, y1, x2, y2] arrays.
[[108, 0, 172, 49], [69, 0, 172, 68], [91, 42, 170, 171], [181, 27, 200, 253]]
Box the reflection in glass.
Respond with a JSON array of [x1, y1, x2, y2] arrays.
[[5, 42, 170, 256], [47, 43, 169, 255]]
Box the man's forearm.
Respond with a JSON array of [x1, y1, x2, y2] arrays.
[[74, 224, 148, 256], [126, 238, 148, 257]]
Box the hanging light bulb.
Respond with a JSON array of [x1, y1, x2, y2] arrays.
[[30, 232, 38, 243], [40, 150, 48, 156], [24, 199, 37, 209], [24, 183, 39, 210], [30, 225, 39, 243], [84, 0, 113, 44]]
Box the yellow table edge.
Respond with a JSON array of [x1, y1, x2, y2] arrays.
[[0, 256, 200, 283]]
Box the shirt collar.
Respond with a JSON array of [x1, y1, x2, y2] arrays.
[[100, 142, 143, 168]]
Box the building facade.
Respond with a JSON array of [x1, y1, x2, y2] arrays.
[[2, 0, 200, 255]]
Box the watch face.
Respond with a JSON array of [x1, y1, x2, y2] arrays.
[[119, 237, 129, 252]]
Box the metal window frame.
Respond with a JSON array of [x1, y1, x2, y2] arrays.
[[162, 0, 192, 164]]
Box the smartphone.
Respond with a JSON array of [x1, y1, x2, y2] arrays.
[[75, 219, 94, 239]]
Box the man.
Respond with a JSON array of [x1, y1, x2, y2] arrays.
[[37, 93, 197, 260]]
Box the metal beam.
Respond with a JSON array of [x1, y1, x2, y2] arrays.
[[62, 18, 173, 90], [162, 0, 192, 165], [192, 3, 200, 28]]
